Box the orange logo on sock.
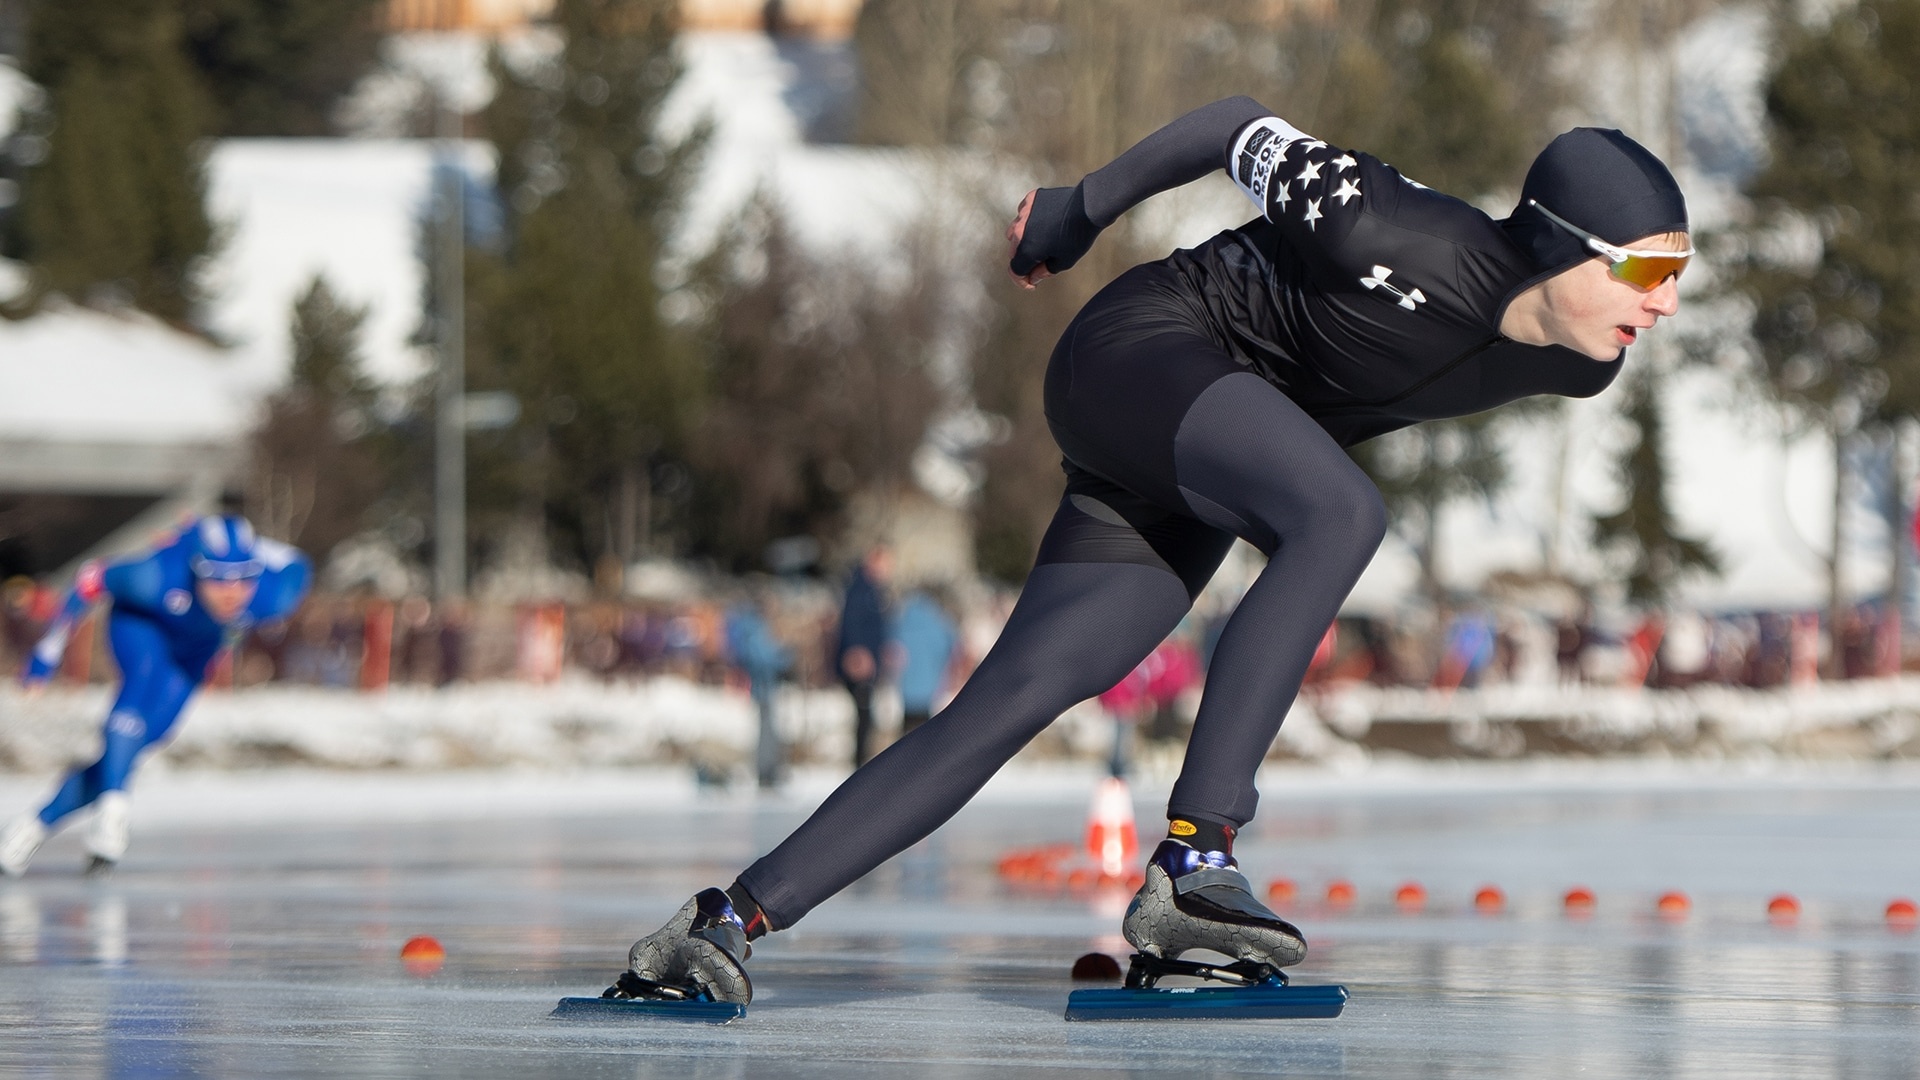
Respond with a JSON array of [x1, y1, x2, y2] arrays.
[[1168, 820, 1197, 837]]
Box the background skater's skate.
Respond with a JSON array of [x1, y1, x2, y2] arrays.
[[1067, 840, 1348, 1021], [553, 888, 754, 1023]]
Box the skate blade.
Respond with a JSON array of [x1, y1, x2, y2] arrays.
[[1065, 982, 1348, 1022], [551, 996, 745, 1024]]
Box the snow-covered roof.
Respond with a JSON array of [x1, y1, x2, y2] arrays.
[[0, 299, 251, 445]]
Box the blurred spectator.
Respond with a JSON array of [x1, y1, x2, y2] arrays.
[[437, 600, 469, 686], [1555, 613, 1589, 685], [1622, 612, 1665, 687], [1748, 613, 1791, 688], [1098, 655, 1151, 779], [892, 587, 959, 736], [1142, 635, 1202, 744], [835, 545, 894, 768], [1839, 607, 1876, 679], [394, 595, 435, 684], [1434, 610, 1496, 690], [726, 591, 794, 789]]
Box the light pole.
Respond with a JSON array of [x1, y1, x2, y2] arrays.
[[434, 99, 466, 600]]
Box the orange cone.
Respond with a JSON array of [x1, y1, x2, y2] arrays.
[[1086, 776, 1138, 880]]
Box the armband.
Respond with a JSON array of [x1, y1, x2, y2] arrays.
[[1230, 117, 1312, 213]]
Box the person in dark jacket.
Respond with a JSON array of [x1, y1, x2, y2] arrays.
[[834, 545, 894, 767]]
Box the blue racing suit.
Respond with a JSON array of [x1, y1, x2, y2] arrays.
[[22, 527, 311, 826]]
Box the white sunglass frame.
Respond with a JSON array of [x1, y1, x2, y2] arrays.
[[1528, 199, 1694, 264]]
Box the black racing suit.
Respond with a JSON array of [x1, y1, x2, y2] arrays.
[[734, 98, 1623, 930]]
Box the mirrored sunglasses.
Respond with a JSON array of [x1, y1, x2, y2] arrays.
[[1529, 200, 1691, 290]]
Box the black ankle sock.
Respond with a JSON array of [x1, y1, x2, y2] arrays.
[[1167, 817, 1235, 855], [725, 881, 770, 940]]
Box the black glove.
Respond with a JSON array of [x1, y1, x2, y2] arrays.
[[1009, 184, 1101, 277]]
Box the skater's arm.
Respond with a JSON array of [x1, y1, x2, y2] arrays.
[[1008, 95, 1276, 283], [22, 562, 108, 684]]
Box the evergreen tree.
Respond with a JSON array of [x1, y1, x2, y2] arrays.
[[1292, 0, 1553, 599], [248, 275, 386, 562], [11, 0, 214, 323], [466, 0, 705, 575], [180, 0, 387, 136], [1590, 367, 1717, 604], [1725, 0, 1920, 662], [680, 196, 946, 570]]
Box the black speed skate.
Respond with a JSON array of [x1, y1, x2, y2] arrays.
[[1065, 840, 1346, 1021], [1122, 839, 1307, 975], [552, 888, 753, 1024]]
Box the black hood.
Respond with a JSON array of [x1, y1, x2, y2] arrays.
[[1500, 128, 1689, 278]]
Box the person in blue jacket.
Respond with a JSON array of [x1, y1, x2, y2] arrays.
[[726, 592, 794, 790], [892, 588, 959, 737], [0, 513, 311, 876]]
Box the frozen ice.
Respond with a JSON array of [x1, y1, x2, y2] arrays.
[[2, 762, 1917, 1077]]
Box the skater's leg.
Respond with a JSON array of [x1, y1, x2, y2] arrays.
[[38, 616, 195, 829], [1165, 373, 1388, 828], [736, 486, 1231, 929]]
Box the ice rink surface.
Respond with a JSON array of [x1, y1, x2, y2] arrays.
[[2, 762, 1919, 1078]]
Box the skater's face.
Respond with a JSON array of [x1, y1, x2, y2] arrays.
[[196, 577, 259, 624], [1538, 231, 1687, 361]]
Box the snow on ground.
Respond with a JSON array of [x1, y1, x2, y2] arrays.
[[6, 675, 1920, 784]]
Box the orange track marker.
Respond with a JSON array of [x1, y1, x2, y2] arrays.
[[1766, 894, 1801, 924], [1267, 878, 1298, 906], [1473, 886, 1505, 913], [1394, 882, 1427, 912], [1656, 891, 1690, 918], [1887, 898, 1918, 930], [1325, 879, 1356, 908], [1563, 886, 1596, 915], [400, 935, 445, 975]]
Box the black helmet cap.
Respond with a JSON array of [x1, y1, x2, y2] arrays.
[[1501, 128, 1689, 276]]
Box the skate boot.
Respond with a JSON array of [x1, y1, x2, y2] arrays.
[[609, 887, 753, 1006], [84, 792, 130, 877], [1121, 839, 1306, 984], [0, 815, 48, 878]]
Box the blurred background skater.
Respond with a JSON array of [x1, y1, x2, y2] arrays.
[[834, 545, 894, 767], [1433, 609, 1497, 691], [602, 89, 1695, 1005], [0, 513, 311, 877], [891, 585, 959, 738], [726, 587, 794, 790]]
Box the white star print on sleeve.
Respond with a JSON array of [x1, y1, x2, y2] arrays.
[[1225, 114, 1367, 244], [1229, 116, 1311, 210]]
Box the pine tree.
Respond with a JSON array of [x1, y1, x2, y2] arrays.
[[1590, 367, 1717, 604], [467, 0, 705, 574], [1725, 0, 1920, 665], [180, 0, 387, 137], [248, 275, 386, 561], [679, 196, 945, 569], [11, 0, 214, 324]]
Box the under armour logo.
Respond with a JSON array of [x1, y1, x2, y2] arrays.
[[1360, 265, 1426, 311]]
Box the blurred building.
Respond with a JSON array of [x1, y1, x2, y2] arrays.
[[385, 0, 866, 37], [0, 303, 251, 579]]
